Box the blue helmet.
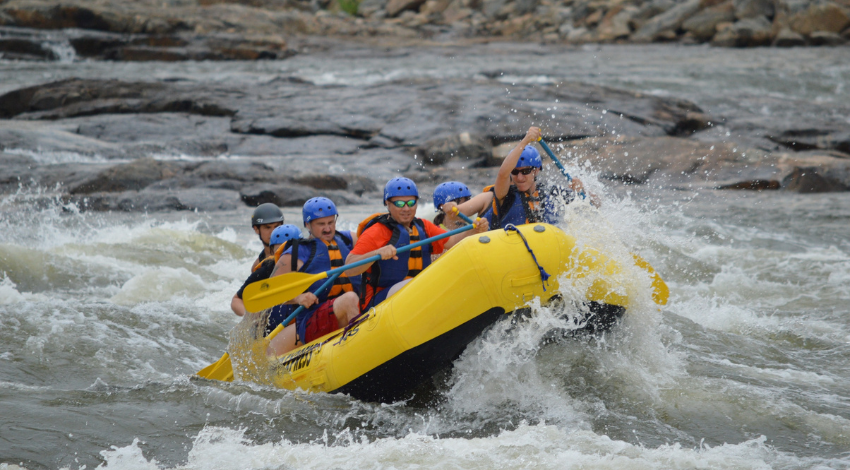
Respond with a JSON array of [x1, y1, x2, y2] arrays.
[[383, 177, 419, 203], [269, 224, 301, 247], [433, 181, 472, 209], [516, 145, 542, 168], [302, 197, 338, 226]]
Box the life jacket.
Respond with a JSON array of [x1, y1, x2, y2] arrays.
[[481, 183, 560, 229], [357, 213, 432, 309], [277, 231, 360, 342]]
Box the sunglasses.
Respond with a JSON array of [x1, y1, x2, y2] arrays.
[[390, 199, 417, 208], [511, 167, 536, 176]]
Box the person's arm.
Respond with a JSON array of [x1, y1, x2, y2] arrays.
[[443, 218, 489, 250], [495, 127, 542, 200], [451, 191, 494, 221], [231, 294, 247, 316], [345, 246, 397, 276], [271, 252, 303, 277], [344, 226, 395, 277]]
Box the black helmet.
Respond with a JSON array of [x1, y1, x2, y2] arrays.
[[251, 203, 284, 226]]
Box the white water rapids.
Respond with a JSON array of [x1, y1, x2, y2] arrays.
[[2, 44, 850, 469]]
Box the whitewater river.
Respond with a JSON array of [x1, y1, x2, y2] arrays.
[[2, 44, 850, 469]]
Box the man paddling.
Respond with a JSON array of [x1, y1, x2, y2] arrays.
[[266, 197, 362, 355], [249, 203, 285, 271], [345, 177, 489, 312], [454, 126, 594, 229]]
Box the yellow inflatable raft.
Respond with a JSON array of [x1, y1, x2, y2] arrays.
[[237, 223, 667, 403]]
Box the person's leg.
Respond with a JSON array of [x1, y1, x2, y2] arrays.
[[332, 291, 361, 326], [266, 323, 299, 357], [385, 279, 411, 299]]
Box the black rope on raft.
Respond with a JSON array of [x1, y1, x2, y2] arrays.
[[504, 224, 551, 291]]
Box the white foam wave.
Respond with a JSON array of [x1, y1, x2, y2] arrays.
[[111, 267, 207, 306], [90, 423, 832, 470]]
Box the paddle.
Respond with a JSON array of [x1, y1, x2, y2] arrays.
[[537, 137, 585, 199], [243, 220, 480, 313], [196, 273, 342, 381], [538, 137, 670, 305]]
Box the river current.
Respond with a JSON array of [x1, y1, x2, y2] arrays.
[[1, 44, 850, 469]]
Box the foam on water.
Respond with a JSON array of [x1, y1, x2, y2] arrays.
[[89, 422, 834, 470]]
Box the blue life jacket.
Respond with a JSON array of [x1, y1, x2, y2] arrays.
[[482, 183, 564, 229], [359, 214, 432, 308], [275, 231, 359, 342]]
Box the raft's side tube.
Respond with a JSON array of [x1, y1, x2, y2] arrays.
[[269, 224, 631, 400]]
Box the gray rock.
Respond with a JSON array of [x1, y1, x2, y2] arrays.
[[239, 183, 320, 207], [808, 31, 847, 46], [386, 0, 427, 17], [418, 132, 492, 166], [772, 27, 806, 47], [711, 15, 773, 47], [681, 2, 736, 41], [342, 174, 378, 195], [733, 0, 774, 20], [632, 0, 701, 42], [358, 0, 389, 17], [188, 160, 280, 183], [291, 174, 349, 189], [782, 166, 849, 193], [68, 157, 184, 194], [789, 2, 850, 36], [768, 129, 850, 154]]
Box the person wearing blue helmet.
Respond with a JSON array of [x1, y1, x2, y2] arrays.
[[432, 181, 473, 229], [267, 197, 361, 355], [231, 224, 302, 335], [345, 177, 488, 311], [451, 126, 590, 229]]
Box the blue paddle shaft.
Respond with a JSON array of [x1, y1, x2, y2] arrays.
[[324, 221, 476, 279], [455, 211, 475, 225], [538, 138, 586, 199], [282, 272, 342, 326]]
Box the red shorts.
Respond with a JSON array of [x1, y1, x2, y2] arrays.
[[303, 298, 341, 343]]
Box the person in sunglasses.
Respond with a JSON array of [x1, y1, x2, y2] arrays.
[[346, 177, 488, 311], [451, 126, 588, 229]]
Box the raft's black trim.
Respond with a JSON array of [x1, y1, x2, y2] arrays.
[[334, 306, 506, 403], [332, 301, 626, 403]]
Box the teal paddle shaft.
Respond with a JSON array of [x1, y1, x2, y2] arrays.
[[322, 221, 477, 279], [281, 272, 342, 327], [538, 138, 586, 199]]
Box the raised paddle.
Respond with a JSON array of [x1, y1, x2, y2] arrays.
[[538, 137, 670, 305], [537, 137, 586, 199], [196, 273, 343, 381], [243, 220, 481, 313]]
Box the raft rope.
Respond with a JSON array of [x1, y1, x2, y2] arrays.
[[504, 224, 551, 291]]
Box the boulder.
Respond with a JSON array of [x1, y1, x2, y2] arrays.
[[358, 0, 389, 17], [772, 27, 805, 46], [240, 183, 318, 207], [789, 2, 850, 36], [782, 166, 849, 193], [711, 15, 773, 46], [681, 2, 736, 41], [418, 132, 492, 166], [386, 0, 427, 17], [717, 179, 780, 190], [68, 158, 184, 194], [631, 0, 701, 42], [595, 5, 636, 41], [808, 30, 847, 45], [188, 160, 280, 183], [291, 174, 349, 189], [342, 174, 378, 195], [771, 129, 850, 154], [733, 0, 774, 19]]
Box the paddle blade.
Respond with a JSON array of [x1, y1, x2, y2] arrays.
[[242, 271, 327, 313], [633, 254, 669, 306], [196, 352, 234, 382]]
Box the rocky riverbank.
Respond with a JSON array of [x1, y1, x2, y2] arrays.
[[1, 43, 849, 214], [0, 0, 848, 62]]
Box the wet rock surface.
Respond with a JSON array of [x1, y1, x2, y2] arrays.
[[1, 41, 849, 213]]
